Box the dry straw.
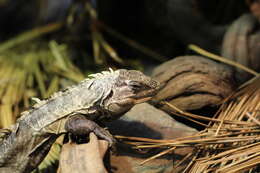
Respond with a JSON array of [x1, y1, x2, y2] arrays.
[[117, 75, 260, 173], [117, 45, 260, 172]]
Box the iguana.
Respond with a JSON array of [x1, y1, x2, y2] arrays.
[[0, 69, 160, 173]]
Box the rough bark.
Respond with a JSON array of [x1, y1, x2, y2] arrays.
[[57, 133, 109, 173], [152, 56, 236, 111], [221, 13, 260, 83]]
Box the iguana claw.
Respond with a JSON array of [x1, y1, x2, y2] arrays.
[[65, 115, 116, 147]]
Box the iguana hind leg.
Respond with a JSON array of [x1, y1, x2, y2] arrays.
[[65, 115, 115, 147]]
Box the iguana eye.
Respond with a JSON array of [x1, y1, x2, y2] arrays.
[[128, 81, 142, 91]]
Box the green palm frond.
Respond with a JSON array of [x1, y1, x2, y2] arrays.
[[0, 40, 84, 128], [0, 27, 85, 172]]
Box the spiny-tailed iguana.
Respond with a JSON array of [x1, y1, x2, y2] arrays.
[[0, 69, 160, 173]]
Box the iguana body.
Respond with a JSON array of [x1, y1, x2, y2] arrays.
[[0, 69, 160, 173]]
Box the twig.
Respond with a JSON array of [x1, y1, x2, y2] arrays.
[[162, 101, 252, 125], [246, 112, 260, 126], [173, 152, 193, 169], [188, 44, 259, 76], [98, 21, 168, 62], [0, 22, 63, 52], [140, 147, 176, 165]]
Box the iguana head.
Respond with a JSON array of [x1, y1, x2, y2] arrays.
[[103, 69, 160, 119]]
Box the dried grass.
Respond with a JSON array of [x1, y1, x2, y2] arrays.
[[0, 23, 85, 172], [116, 76, 260, 172]]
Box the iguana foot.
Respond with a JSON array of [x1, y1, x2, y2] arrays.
[[65, 115, 116, 147]]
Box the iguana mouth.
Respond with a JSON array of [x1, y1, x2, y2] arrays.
[[131, 84, 162, 100], [133, 96, 152, 104]]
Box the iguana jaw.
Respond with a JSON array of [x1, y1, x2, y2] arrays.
[[130, 84, 161, 99], [130, 85, 160, 104], [133, 96, 152, 104]]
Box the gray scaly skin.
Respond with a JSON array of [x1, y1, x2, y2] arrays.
[[0, 69, 160, 173]]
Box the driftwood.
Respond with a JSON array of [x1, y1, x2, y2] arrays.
[[247, 0, 260, 22], [57, 133, 109, 173], [221, 13, 260, 83], [152, 56, 236, 111]]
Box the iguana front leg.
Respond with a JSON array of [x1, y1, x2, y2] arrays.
[[65, 115, 116, 146]]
